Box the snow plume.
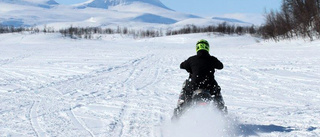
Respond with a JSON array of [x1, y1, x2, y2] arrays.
[[162, 106, 236, 137]]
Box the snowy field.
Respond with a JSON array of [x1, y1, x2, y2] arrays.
[[0, 33, 319, 137]]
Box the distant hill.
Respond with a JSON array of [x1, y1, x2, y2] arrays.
[[212, 17, 251, 24], [76, 0, 170, 10], [133, 13, 177, 24], [0, 0, 58, 8]]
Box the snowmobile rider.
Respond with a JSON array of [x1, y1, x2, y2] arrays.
[[176, 39, 225, 110]]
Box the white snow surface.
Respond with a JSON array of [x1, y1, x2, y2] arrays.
[[0, 33, 319, 136]]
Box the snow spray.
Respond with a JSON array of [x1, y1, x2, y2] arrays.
[[162, 106, 236, 137]]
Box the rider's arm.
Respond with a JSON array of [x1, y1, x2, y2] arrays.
[[180, 59, 192, 73], [213, 57, 223, 70]]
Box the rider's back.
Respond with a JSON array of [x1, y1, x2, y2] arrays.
[[180, 50, 223, 89]]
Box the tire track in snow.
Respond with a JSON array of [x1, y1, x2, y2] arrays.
[[0, 54, 32, 66], [0, 54, 154, 137], [104, 53, 170, 137], [36, 55, 151, 95], [111, 53, 170, 137], [1, 45, 171, 136], [67, 108, 95, 137], [135, 55, 163, 91], [28, 54, 153, 137], [107, 55, 150, 137], [30, 100, 46, 137], [22, 55, 150, 137]]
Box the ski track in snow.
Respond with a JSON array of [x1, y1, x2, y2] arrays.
[[0, 33, 319, 137]]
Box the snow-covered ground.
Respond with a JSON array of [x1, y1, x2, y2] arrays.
[[0, 33, 319, 137]]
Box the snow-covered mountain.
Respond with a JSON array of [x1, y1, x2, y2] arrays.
[[0, 0, 58, 8], [76, 0, 170, 10], [0, 0, 251, 28]]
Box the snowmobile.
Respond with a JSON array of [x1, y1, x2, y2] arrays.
[[171, 88, 228, 121]]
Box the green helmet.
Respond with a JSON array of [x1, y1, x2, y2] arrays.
[[196, 39, 210, 52]]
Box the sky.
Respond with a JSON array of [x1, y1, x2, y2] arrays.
[[54, 0, 283, 25]]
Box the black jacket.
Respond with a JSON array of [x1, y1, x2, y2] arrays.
[[180, 50, 223, 89]]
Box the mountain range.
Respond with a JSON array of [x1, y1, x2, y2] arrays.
[[0, 0, 58, 8], [0, 0, 252, 28], [77, 0, 170, 10]]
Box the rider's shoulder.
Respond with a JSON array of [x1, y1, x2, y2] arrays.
[[187, 55, 197, 60], [209, 55, 219, 59]]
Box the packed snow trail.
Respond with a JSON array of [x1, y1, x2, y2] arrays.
[[0, 33, 319, 136]]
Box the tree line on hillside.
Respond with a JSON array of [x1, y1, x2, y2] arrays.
[[0, 25, 40, 34], [166, 23, 257, 36], [59, 26, 164, 39], [58, 23, 258, 39], [0, 24, 165, 39], [0, 23, 257, 39], [260, 0, 320, 40]]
